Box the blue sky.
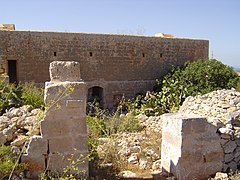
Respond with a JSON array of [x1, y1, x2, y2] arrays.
[[1, 0, 239, 67]]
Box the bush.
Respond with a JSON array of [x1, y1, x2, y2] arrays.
[[136, 59, 240, 116], [20, 82, 44, 109], [0, 82, 23, 114], [0, 82, 44, 115]]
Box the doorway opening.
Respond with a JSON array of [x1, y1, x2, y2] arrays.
[[87, 86, 104, 114], [8, 60, 18, 83]]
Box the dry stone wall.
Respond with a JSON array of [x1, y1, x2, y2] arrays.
[[180, 89, 240, 173], [22, 61, 88, 179], [161, 89, 240, 179]]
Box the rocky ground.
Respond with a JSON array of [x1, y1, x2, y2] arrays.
[[1, 89, 240, 179], [0, 105, 42, 154]]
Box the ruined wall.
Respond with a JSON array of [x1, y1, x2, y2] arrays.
[[161, 89, 240, 179], [22, 61, 88, 178], [161, 113, 224, 179], [0, 30, 209, 108]]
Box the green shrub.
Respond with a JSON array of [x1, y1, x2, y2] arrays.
[[0, 145, 27, 178], [0, 82, 44, 115], [20, 82, 44, 109], [135, 59, 240, 116], [0, 82, 23, 114], [86, 101, 144, 161]]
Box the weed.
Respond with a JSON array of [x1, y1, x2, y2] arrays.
[[0, 145, 27, 179]]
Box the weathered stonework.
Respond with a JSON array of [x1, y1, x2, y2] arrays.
[[22, 61, 88, 179], [161, 113, 224, 179], [180, 89, 240, 173], [0, 29, 209, 108]]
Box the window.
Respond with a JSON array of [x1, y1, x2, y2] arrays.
[[54, 52, 57, 56]]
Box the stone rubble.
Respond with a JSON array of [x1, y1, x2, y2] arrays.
[[97, 115, 162, 175], [0, 105, 42, 149], [180, 89, 240, 124], [180, 89, 240, 173]]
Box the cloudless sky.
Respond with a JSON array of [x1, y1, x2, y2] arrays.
[[1, 0, 239, 67]]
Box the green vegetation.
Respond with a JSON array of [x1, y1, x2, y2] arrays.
[[132, 59, 240, 116], [0, 81, 44, 115], [87, 103, 144, 162], [0, 145, 27, 179]]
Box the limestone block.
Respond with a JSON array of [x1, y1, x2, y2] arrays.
[[47, 152, 88, 177], [70, 119, 87, 135], [22, 136, 48, 178], [44, 82, 86, 107], [50, 61, 81, 82], [41, 118, 72, 138], [25, 135, 48, 155], [48, 136, 74, 153], [161, 113, 224, 180], [21, 154, 46, 179], [66, 100, 84, 108], [22, 61, 88, 178], [72, 134, 88, 152]]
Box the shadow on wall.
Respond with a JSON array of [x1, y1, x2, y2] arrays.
[[87, 86, 104, 113]]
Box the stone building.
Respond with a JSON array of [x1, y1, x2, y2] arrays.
[[0, 25, 209, 108]]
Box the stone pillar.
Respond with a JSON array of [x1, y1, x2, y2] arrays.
[[22, 61, 88, 179], [161, 113, 224, 180]]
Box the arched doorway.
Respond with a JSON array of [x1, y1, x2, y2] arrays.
[[87, 86, 104, 114]]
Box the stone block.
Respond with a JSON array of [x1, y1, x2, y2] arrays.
[[21, 153, 46, 179], [50, 61, 81, 82], [66, 100, 84, 108], [70, 119, 87, 135], [25, 135, 48, 155], [41, 119, 72, 138], [161, 113, 224, 180], [47, 152, 88, 177], [72, 134, 88, 152], [48, 136, 74, 153]]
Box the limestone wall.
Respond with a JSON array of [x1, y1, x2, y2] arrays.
[[180, 89, 240, 172], [0, 30, 208, 108], [0, 30, 209, 82], [161, 89, 240, 179], [22, 61, 88, 179]]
